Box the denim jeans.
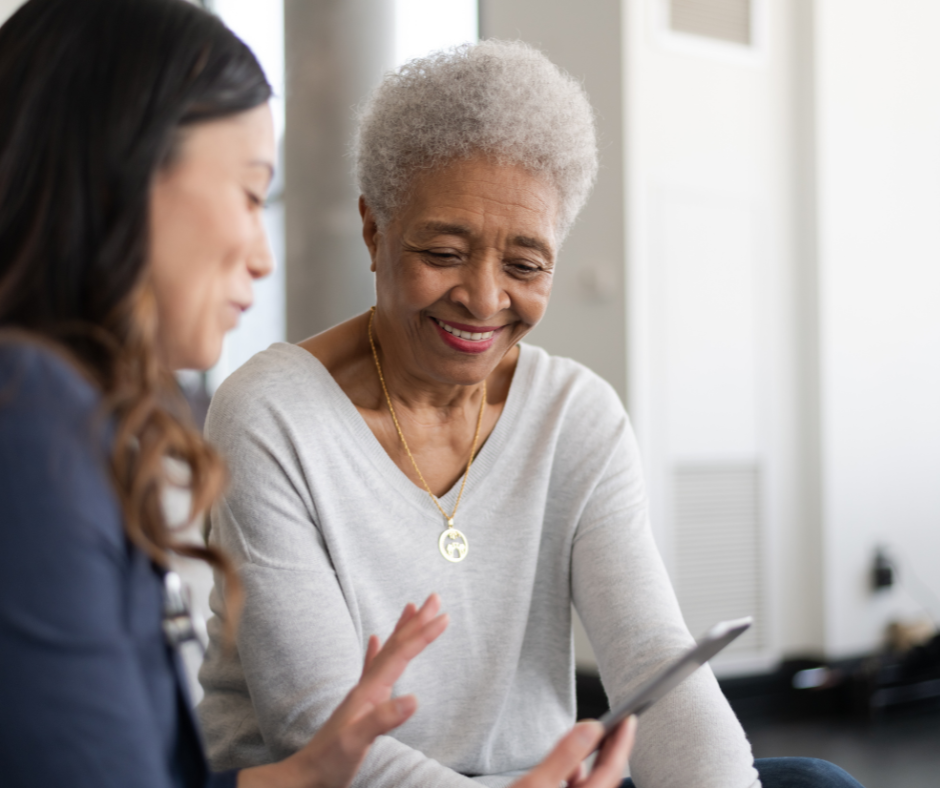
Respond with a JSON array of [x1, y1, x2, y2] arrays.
[[618, 757, 866, 788]]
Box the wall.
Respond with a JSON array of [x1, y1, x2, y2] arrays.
[[283, 0, 395, 343], [815, 0, 940, 657]]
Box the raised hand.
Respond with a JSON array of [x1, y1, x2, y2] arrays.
[[239, 594, 449, 788]]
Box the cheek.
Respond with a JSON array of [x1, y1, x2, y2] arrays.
[[513, 276, 553, 324], [149, 207, 244, 367], [381, 254, 445, 307]]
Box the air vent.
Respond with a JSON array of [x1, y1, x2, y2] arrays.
[[670, 0, 752, 46], [673, 463, 763, 655]]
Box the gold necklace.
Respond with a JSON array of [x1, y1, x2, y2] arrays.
[[367, 307, 485, 563]]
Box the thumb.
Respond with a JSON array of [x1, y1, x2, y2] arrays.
[[521, 722, 603, 787]]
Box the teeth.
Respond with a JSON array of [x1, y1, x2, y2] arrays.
[[434, 318, 494, 341]]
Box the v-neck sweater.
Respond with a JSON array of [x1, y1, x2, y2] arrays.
[[197, 342, 759, 788]]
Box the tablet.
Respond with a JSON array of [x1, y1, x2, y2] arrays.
[[599, 617, 752, 734]]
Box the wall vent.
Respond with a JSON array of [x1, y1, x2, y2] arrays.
[[673, 463, 763, 655], [669, 0, 752, 46]]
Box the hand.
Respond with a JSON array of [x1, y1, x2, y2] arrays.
[[239, 594, 449, 788], [510, 715, 637, 788]]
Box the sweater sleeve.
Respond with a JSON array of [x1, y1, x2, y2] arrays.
[[571, 420, 760, 788], [200, 389, 483, 788], [0, 347, 179, 788]]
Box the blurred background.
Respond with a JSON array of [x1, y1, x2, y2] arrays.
[[2, 0, 938, 785]]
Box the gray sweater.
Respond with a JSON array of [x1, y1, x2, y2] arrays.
[[198, 342, 759, 788]]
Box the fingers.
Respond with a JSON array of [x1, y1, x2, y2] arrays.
[[360, 595, 448, 689], [581, 716, 637, 788], [287, 598, 444, 788], [340, 594, 448, 726], [517, 721, 604, 788], [396, 602, 418, 627], [362, 597, 433, 677], [564, 761, 587, 787], [361, 634, 381, 676]]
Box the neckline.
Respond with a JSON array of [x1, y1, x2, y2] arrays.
[[282, 342, 537, 520]]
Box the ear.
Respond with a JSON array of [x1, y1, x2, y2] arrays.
[[359, 196, 380, 272]]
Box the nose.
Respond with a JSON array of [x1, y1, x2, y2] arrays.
[[451, 255, 510, 319], [248, 222, 275, 280]]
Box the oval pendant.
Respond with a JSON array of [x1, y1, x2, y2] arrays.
[[438, 527, 469, 563]]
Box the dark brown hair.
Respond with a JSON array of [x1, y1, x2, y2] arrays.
[[0, 0, 272, 615]]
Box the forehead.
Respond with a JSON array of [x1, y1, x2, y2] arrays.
[[398, 156, 559, 251], [174, 104, 276, 175]]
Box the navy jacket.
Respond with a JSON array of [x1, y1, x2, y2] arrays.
[[0, 341, 237, 788]]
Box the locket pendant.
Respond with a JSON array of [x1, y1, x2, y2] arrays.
[[438, 517, 469, 563]]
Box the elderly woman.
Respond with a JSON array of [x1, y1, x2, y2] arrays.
[[197, 42, 862, 788]]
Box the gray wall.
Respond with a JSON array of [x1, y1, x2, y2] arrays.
[[283, 0, 395, 342]]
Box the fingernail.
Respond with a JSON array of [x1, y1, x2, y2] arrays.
[[394, 695, 416, 715]]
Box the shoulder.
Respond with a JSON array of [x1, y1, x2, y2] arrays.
[[0, 337, 122, 552], [210, 343, 326, 410], [0, 336, 100, 416], [517, 343, 626, 427], [205, 342, 337, 444], [512, 343, 633, 474]]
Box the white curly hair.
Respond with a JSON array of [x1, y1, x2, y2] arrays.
[[354, 39, 598, 241]]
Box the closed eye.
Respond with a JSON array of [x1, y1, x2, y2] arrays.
[[508, 262, 545, 276], [425, 251, 462, 263]]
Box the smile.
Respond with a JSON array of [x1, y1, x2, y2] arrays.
[[432, 317, 496, 342]]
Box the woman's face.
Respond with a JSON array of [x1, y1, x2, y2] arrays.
[[149, 103, 275, 371], [364, 155, 560, 387]]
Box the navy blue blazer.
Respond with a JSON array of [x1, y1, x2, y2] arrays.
[[0, 341, 237, 788]]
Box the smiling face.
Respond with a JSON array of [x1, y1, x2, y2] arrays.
[[364, 155, 560, 387], [148, 103, 275, 371]]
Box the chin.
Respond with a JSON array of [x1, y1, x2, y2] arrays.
[[198, 345, 224, 372], [173, 343, 223, 373]]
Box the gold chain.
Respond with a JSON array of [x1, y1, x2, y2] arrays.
[[367, 307, 486, 526]]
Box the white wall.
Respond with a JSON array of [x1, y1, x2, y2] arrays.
[[205, 0, 287, 390], [815, 0, 940, 657], [395, 0, 477, 66], [625, 0, 810, 672]]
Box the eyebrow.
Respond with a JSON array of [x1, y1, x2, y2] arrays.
[[418, 221, 473, 237], [513, 234, 555, 262], [416, 221, 555, 262]]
